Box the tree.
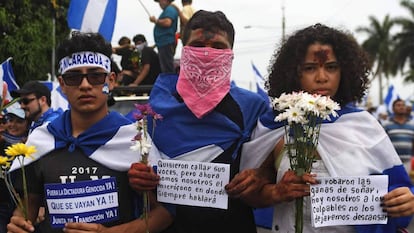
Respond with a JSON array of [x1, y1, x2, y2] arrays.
[[393, 0, 414, 83], [0, 0, 70, 86], [357, 15, 395, 104]]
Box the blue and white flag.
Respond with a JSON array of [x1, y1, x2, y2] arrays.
[[67, 0, 117, 42], [383, 84, 399, 114], [41, 81, 70, 112], [251, 61, 273, 229], [10, 111, 137, 172], [251, 62, 270, 105], [0, 58, 19, 101], [241, 106, 413, 232]]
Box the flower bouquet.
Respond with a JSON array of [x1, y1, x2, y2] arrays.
[[130, 103, 162, 233], [0, 143, 36, 219], [271, 91, 340, 233]]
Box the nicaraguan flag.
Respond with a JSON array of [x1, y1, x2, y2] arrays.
[[383, 85, 400, 114], [251, 62, 274, 229], [67, 0, 117, 42], [41, 81, 70, 111], [251, 62, 270, 105], [0, 58, 19, 100]]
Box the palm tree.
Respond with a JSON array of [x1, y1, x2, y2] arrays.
[[356, 15, 395, 104], [393, 0, 414, 83]]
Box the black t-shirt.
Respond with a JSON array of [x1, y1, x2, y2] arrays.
[[19, 147, 138, 233], [114, 47, 134, 71], [163, 94, 257, 233], [140, 46, 161, 85]]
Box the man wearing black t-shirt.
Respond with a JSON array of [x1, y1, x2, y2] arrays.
[[129, 34, 161, 87], [7, 32, 172, 233]]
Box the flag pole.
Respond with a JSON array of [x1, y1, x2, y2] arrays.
[[138, 0, 151, 17]]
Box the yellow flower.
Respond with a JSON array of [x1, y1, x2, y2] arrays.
[[0, 156, 10, 168], [5, 143, 36, 159]]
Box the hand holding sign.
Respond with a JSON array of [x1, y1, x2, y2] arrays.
[[310, 175, 388, 227]]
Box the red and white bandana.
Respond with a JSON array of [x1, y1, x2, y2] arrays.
[[177, 46, 234, 119]]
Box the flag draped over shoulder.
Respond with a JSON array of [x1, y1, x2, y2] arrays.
[[67, 0, 117, 42], [9, 111, 137, 172], [0, 58, 19, 101]]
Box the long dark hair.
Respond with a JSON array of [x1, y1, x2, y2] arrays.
[[267, 24, 371, 106]]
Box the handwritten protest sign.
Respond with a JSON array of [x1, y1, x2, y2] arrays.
[[44, 177, 119, 228], [310, 175, 388, 227], [156, 159, 230, 209]]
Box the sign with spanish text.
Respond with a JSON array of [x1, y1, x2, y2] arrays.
[[44, 177, 119, 228], [156, 159, 230, 209], [310, 175, 388, 227]]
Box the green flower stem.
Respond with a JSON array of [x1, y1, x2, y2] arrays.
[[295, 197, 304, 233], [22, 162, 28, 219], [140, 152, 150, 233], [18, 157, 28, 219], [143, 191, 150, 233]]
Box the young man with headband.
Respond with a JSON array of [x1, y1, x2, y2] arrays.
[[7, 32, 172, 233]]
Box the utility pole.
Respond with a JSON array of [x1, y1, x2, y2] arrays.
[[282, 0, 286, 43], [51, 0, 57, 81]]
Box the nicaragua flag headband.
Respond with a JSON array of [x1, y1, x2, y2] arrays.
[[58, 51, 111, 74]]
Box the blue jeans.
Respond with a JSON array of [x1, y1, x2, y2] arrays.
[[158, 43, 176, 73]]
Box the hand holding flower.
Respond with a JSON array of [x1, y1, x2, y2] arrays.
[[272, 91, 339, 233], [7, 215, 35, 233], [130, 103, 162, 233], [128, 162, 160, 192], [273, 170, 318, 203], [0, 143, 36, 220]]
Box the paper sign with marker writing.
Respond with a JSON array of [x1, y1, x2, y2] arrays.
[[156, 159, 230, 209], [310, 175, 388, 227], [44, 177, 119, 228]]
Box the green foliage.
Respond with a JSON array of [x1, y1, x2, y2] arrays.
[[393, 0, 414, 82], [356, 0, 414, 103], [356, 15, 395, 103], [0, 0, 70, 86]]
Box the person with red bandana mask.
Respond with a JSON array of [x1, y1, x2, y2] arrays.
[[128, 10, 271, 233]]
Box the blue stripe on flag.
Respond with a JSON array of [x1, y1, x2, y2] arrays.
[[0, 58, 19, 102], [67, 0, 89, 29], [252, 63, 264, 82], [383, 85, 400, 114], [99, 0, 117, 41], [67, 0, 117, 42], [251, 62, 269, 104]]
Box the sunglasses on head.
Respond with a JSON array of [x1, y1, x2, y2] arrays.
[[18, 97, 36, 105], [61, 72, 108, 86]]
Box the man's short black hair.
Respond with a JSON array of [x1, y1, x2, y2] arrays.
[[182, 10, 235, 48], [133, 34, 147, 44]]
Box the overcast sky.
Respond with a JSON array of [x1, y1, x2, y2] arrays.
[[112, 0, 414, 106]]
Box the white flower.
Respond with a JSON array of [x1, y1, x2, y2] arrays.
[[130, 141, 141, 152], [285, 106, 307, 124], [272, 93, 292, 111], [141, 142, 152, 155], [273, 91, 340, 123]]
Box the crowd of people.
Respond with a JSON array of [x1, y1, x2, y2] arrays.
[[380, 99, 414, 173], [112, 0, 195, 89], [1, 3, 414, 233]]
